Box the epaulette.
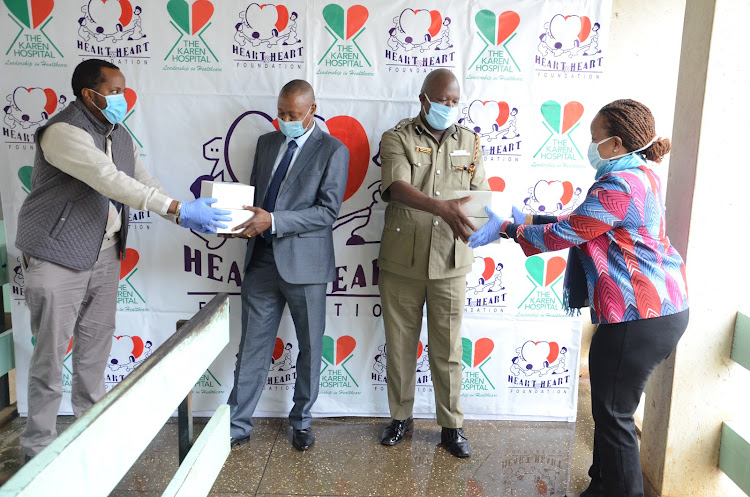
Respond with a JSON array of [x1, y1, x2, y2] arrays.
[[392, 118, 414, 132], [456, 122, 479, 137]]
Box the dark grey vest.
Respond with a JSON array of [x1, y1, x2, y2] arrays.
[[16, 99, 135, 270]]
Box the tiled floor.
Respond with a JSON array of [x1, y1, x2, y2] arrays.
[[0, 379, 594, 496]]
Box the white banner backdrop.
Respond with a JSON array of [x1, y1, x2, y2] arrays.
[[1, 0, 612, 422]]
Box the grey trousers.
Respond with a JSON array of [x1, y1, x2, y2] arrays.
[[20, 245, 120, 457], [228, 242, 327, 439]]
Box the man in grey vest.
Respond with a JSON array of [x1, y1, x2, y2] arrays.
[[15, 59, 231, 461]]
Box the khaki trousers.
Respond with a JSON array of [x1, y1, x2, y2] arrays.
[[20, 245, 120, 457], [379, 269, 464, 427]]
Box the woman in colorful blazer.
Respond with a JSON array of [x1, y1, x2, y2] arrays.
[[469, 99, 689, 497]]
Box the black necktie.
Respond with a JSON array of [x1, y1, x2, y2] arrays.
[[262, 140, 298, 244]]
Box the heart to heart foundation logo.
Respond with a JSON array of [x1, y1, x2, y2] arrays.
[[270, 337, 294, 372], [467, 256, 504, 295], [523, 179, 582, 216], [4, 0, 54, 29], [460, 100, 519, 143], [234, 3, 302, 51], [167, 0, 213, 36], [511, 340, 568, 376], [3, 86, 63, 130], [537, 13, 602, 61], [525, 255, 566, 288], [108, 334, 153, 372], [386, 7, 452, 57]]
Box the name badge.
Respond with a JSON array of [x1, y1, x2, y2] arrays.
[[416, 146, 432, 154], [450, 150, 470, 156]]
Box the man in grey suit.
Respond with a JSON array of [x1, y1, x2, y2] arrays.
[[226, 80, 349, 451]]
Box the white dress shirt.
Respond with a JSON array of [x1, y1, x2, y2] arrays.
[[269, 122, 315, 234]]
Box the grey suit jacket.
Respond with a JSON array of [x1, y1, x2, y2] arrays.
[[244, 124, 349, 284]]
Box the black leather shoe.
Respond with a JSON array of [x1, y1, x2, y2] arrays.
[[441, 427, 471, 458], [380, 417, 414, 446], [230, 435, 250, 448], [292, 428, 315, 451]]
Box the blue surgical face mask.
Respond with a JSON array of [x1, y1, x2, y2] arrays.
[[278, 106, 312, 138], [423, 94, 458, 131], [90, 89, 128, 125], [587, 136, 614, 170], [588, 136, 657, 170]]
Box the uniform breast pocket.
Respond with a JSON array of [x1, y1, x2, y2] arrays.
[[448, 155, 472, 189], [410, 156, 432, 190], [380, 218, 416, 268]]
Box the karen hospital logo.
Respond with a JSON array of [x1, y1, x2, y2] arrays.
[[320, 335, 360, 394], [462, 338, 495, 395], [77, 0, 150, 62], [3, 0, 64, 64], [317, 4, 372, 77], [118, 248, 147, 311], [518, 255, 566, 317], [163, 0, 219, 70], [531, 100, 585, 168], [468, 10, 520, 81], [233, 2, 302, 69]]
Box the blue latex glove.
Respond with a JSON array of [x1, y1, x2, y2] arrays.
[[512, 205, 526, 225], [468, 206, 503, 248], [179, 198, 232, 233]]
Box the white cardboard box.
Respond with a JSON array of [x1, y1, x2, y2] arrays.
[[199, 181, 255, 210], [455, 190, 511, 218], [217, 208, 255, 235], [199, 181, 256, 234]]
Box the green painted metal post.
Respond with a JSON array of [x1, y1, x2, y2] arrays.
[[731, 312, 750, 372], [719, 422, 750, 495]]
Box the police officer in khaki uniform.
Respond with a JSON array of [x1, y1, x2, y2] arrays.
[[378, 69, 489, 458]]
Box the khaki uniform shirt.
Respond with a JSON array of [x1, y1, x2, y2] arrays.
[[378, 115, 489, 280]]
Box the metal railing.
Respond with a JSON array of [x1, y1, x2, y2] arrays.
[[0, 293, 231, 497]]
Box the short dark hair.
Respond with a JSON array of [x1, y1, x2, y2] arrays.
[[280, 79, 314, 102], [71, 59, 119, 100]]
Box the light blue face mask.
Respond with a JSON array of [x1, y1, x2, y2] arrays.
[[278, 106, 312, 138], [423, 94, 458, 131], [90, 89, 128, 125], [588, 136, 657, 171]]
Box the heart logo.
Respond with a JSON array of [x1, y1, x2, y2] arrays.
[[475, 10, 519, 46], [398, 9, 441, 40], [545, 256, 566, 286], [12, 87, 57, 121], [88, 0, 132, 35], [324, 116, 369, 201], [540, 100, 584, 135], [272, 337, 284, 361], [468, 100, 510, 132], [119, 247, 139, 279], [417, 340, 423, 359], [322, 4, 345, 39], [532, 180, 574, 210], [549, 14, 590, 50], [520, 340, 558, 367], [18, 166, 33, 192], [462, 337, 494, 368], [245, 3, 282, 38], [346, 5, 368, 40], [482, 257, 495, 282], [124, 88, 137, 114], [113, 334, 145, 359], [488, 176, 505, 192], [167, 0, 213, 35], [525, 255, 566, 287], [5, 0, 54, 29], [322, 335, 356, 365]]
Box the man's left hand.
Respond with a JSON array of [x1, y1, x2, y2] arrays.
[[232, 206, 271, 238]]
